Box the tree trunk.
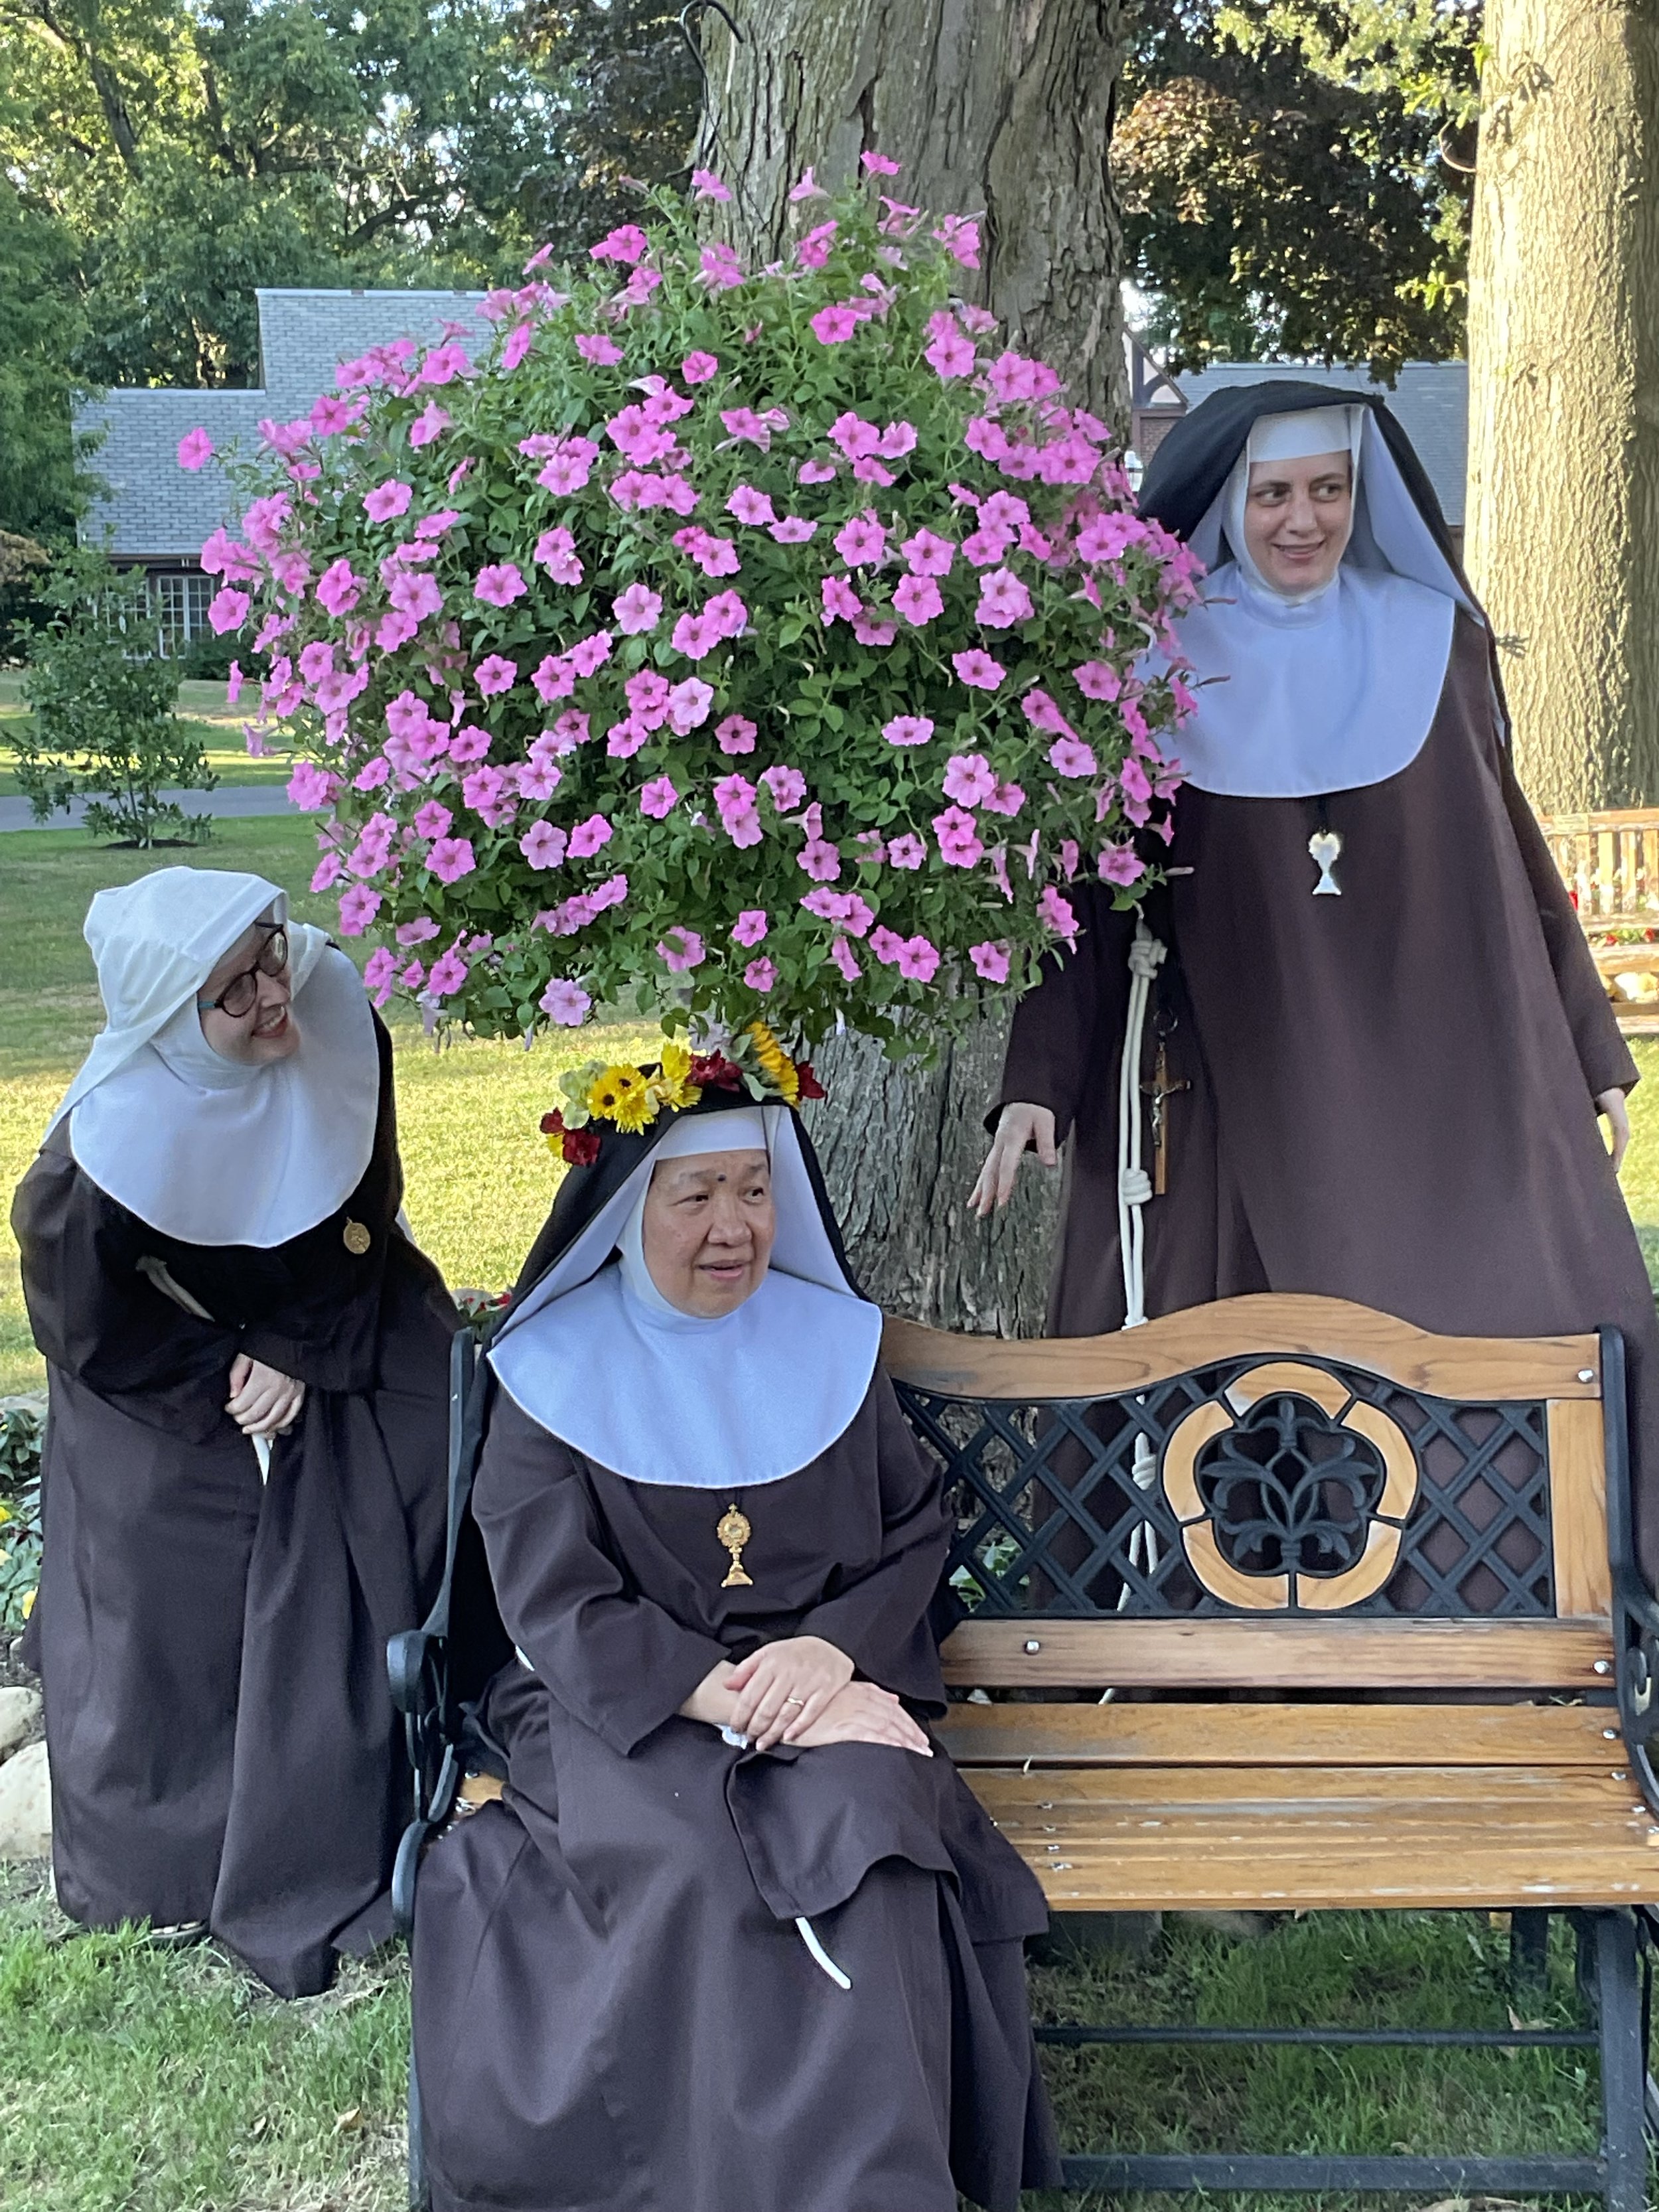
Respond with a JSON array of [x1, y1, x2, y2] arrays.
[[1464, 1, 1659, 812], [698, 0, 1127, 1329]]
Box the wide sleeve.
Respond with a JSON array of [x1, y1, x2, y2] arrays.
[[1498, 743, 1638, 1099], [989, 889, 1134, 1144], [11, 1146, 240, 1429], [472, 1392, 731, 1757], [794, 1373, 954, 1714]]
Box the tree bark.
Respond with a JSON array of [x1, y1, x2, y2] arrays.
[[698, 0, 1126, 1330], [1465, 1, 1659, 812]]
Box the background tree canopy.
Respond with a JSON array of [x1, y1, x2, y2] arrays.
[[0, 0, 1480, 550], [1118, 0, 1480, 376]]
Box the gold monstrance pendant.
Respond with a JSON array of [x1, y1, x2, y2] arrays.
[[716, 1503, 753, 1588]]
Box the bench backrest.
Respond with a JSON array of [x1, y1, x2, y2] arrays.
[[883, 1294, 1628, 1697], [1540, 807, 1659, 927]]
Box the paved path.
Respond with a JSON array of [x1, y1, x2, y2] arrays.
[[0, 786, 301, 833]]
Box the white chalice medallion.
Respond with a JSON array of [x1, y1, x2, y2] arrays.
[[1307, 828, 1343, 897]]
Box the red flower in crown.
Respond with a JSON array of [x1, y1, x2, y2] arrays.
[[795, 1061, 826, 1101], [540, 1108, 603, 1166], [687, 1051, 744, 1090]]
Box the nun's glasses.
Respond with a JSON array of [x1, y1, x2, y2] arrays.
[[198, 926, 289, 1018]]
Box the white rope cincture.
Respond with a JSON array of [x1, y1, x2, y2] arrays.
[[794, 1916, 853, 1990], [1116, 922, 1167, 1333]]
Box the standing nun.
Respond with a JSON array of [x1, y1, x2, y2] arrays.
[[411, 1063, 1060, 2212], [973, 381, 1659, 1584], [12, 867, 455, 1995]]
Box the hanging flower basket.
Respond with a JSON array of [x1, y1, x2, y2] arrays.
[[196, 156, 1200, 1053]]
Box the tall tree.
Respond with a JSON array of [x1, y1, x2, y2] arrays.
[[693, 0, 1128, 1331], [1465, 1, 1659, 812]]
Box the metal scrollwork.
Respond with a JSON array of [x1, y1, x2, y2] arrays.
[[1196, 1396, 1385, 1579]]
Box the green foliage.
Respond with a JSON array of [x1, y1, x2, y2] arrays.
[[7, 550, 214, 844], [218, 173, 1196, 1053], [0, 1404, 41, 1633], [1120, 0, 1480, 375]]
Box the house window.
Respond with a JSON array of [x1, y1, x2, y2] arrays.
[[150, 571, 214, 655]]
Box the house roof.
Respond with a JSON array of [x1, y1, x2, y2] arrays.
[[1167, 360, 1469, 526], [76, 287, 488, 562]]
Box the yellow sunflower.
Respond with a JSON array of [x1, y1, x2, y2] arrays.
[[587, 1064, 656, 1130], [652, 1037, 702, 1112], [747, 1020, 800, 1106]]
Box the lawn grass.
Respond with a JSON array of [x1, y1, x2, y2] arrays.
[[0, 1851, 1616, 2212], [0, 672, 292, 794]]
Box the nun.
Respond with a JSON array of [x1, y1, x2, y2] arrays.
[[410, 1067, 1060, 2212], [973, 380, 1659, 1582], [11, 867, 455, 1996]]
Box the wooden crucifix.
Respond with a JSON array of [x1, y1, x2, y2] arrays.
[[1141, 1041, 1190, 1197]]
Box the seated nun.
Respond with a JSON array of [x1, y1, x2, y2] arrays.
[[11, 867, 455, 1996], [411, 1057, 1061, 2212]]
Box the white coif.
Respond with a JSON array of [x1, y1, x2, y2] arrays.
[[52, 867, 380, 1248]]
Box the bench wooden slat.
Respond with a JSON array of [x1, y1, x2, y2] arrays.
[[939, 1617, 1616, 1690], [964, 1766, 1659, 1911], [936, 1699, 1621, 1769], [882, 1297, 1602, 1402], [1549, 1398, 1614, 1616]]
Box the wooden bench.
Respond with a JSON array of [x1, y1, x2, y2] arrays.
[[885, 1292, 1659, 2208], [1541, 806, 1659, 1033]]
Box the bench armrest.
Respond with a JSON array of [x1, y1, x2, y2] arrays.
[[1613, 1570, 1659, 1815]]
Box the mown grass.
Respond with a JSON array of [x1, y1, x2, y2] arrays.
[[0, 672, 291, 794]]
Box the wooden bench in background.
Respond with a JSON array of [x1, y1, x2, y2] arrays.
[[885, 1293, 1659, 2209], [1542, 807, 1659, 1034]]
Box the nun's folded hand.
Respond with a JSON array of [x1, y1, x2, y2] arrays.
[[791, 1683, 932, 1757], [725, 1635, 855, 1749], [970, 1102, 1058, 1217], [1597, 1088, 1631, 1173], [226, 1351, 307, 1439]]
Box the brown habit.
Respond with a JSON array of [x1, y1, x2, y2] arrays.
[[997, 609, 1659, 1580], [411, 1379, 1059, 2212]]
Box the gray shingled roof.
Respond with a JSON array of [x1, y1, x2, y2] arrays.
[[78, 287, 488, 562], [1169, 361, 1469, 526]]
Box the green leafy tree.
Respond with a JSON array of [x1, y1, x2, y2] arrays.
[[8, 549, 214, 844], [1119, 0, 1480, 375]]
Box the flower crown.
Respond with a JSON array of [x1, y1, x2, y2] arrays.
[[540, 1021, 825, 1165]]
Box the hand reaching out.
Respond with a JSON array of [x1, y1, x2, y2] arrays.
[[226, 1352, 306, 1439], [969, 1102, 1058, 1218]]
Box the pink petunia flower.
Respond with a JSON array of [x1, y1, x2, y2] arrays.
[[952, 648, 1005, 690], [540, 977, 591, 1025], [413, 800, 454, 841], [428, 836, 476, 885], [569, 630, 613, 678], [389, 571, 443, 622], [362, 948, 397, 1005], [668, 678, 715, 731], [861, 150, 901, 176], [705, 589, 747, 638], [699, 242, 745, 291], [287, 761, 335, 811], [743, 956, 778, 994], [607, 718, 648, 759], [933, 806, 985, 867], [396, 917, 440, 946], [672, 611, 721, 660], [896, 934, 940, 983], [726, 911, 768, 954], [822, 575, 862, 624], [613, 583, 662, 634], [678, 529, 741, 578], [520, 819, 569, 870], [682, 349, 720, 384], [893, 573, 942, 627], [474, 562, 526, 607], [769, 515, 818, 544], [799, 840, 841, 882], [1074, 659, 1121, 701], [869, 926, 904, 964], [851, 613, 897, 647], [943, 753, 998, 807], [690, 169, 731, 202], [810, 303, 861, 345], [715, 774, 763, 849], [1049, 735, 1099, 778], [177, 427, 214, 471], [760, 765, 806, 812], [475, 655, 518, 697], [575, 332, 625, 366], [834, 511, 887, 567], [534, 527, 583, 585], [716, 714, 757, 755], [311, 853, 344, 894], [502, 323, 534, 373], [828, 935, 863, 983], [590, 223, 649, 265], [830, 410, 881, 459], [409, 400, 450, 448], [1100, 844, 1147, 886], [882, 714, 933, 748], [428, 949, 469, 996], [533, 654, 575, 703], [976, 567, 1035, 628], [924, 325, 977, 379], [901, 529, 954, 576], [727, 484, 776, 527], [658, 926, 705, 973], [338, 885, 382, 936], [310, 561, 360, 621], [1039, 886, 1079, 944], [208, 589, 250, 635], [568, 814, 613, 860], [885, 832, 927, 871], [985, 780, 1026, 817], [364, 479, 413, 522], [970, 941, 1011, 983], [640, 775, 679, 819], [799, 458, 838, 485]]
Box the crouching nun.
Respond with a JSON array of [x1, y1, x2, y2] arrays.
[[411, 1065, 1061, 2212], [12, 867, 455, 1996]]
